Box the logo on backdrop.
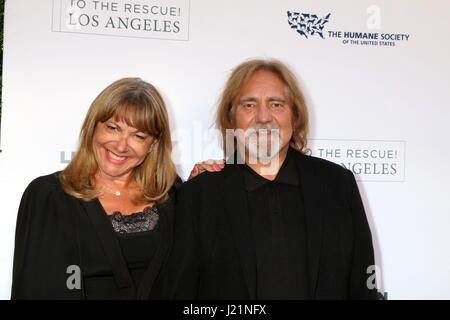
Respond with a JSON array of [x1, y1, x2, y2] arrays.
[[307, 139, 406, 182], [287, 11, 331, 39], [52, 0, 190, 41], [287, 7, 411, 47]]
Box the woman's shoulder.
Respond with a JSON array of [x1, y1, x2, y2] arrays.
[[29, 171, 61, 185], [17, 172, 73, 233], [156, 175, 183, 210], [165, 175, 183, 196], [24, 171, 63, 196], [173, 175, 183, 189]]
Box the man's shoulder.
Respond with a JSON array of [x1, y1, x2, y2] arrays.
[[180, 167, 229, 192], [291, 149, 351, 180], [292, 149, 347, 170]]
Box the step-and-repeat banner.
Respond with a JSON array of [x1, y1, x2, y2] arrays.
[[1, 0, 450, 299]]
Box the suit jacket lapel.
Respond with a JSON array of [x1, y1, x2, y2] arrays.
[[136, 194, 174, 299], [295, 152, 324, 299], [79, 199, 136, 299], [219, 164, 257, 299]]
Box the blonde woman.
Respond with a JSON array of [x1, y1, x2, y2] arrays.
[[11, 78, 222, 299]]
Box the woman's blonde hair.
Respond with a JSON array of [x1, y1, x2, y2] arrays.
[[216, 59, 309, 157], [60, 77, 177, 204]]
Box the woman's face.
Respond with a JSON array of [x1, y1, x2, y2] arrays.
[[92, 117, 155, 180]]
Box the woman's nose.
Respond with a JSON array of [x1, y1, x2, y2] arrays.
[[115, 135, 129, 152]]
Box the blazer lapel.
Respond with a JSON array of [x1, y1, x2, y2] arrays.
[[79, 199, 136, 299], [295, 152, 324, 299], [219, 164, 257, 299], [136, 195, 174, 299]]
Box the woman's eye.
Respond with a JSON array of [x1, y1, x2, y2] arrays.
[[106, 124, 117, 130], [135, 134, 147, 140]]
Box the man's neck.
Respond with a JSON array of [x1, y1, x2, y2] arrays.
[[244, 146, 289, 181]]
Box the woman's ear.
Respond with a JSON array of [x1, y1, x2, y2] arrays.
[[148, 139, 158, 154]]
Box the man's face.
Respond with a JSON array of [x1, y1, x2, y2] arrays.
[[233, 70, 293, 163]]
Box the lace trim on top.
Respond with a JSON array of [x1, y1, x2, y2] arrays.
[[108, 206, 159, 234]]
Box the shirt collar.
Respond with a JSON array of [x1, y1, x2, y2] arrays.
[[243, 148, 299, 192]]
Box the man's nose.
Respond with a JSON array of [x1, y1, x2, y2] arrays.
[[256, 104, 273, 124]]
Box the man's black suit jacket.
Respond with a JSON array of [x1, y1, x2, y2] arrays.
[[168, 149, 378, 299]]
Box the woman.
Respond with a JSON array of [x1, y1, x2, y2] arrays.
[[11, 78, 223, 299]]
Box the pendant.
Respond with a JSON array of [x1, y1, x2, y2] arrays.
[[114, 191, 121, 197]]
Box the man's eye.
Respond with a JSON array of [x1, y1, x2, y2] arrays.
[[271, 102, 283, 108], [242, 103, 255, 109]]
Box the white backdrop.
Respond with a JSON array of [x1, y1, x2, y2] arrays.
[[1, 0, 450, 299]]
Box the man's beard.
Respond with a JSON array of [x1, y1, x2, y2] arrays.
[[245, 124, 281, 164]]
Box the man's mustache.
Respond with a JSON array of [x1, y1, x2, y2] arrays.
[[246, 124, 280, 136]]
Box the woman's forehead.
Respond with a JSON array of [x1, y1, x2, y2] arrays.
[[97, 102, 159, 135], [108, 115, 146, 131], [113, 105, 146, 127]]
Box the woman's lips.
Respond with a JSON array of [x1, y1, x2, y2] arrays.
[[105, 149, 128, 164]]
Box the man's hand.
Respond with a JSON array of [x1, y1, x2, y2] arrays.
[[188, 159, 225, 180]]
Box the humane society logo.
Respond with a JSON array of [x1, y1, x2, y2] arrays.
[[287, 11, 330, 39], [287, 11, 410, 47]]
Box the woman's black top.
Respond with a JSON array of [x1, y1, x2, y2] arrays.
[[11, 172, 179, 300]]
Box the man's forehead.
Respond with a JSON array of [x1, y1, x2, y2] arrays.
[[238, 96, 287, 102]]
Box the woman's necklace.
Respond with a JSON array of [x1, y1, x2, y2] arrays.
[[94, 175, 137, 198], [100, 185, 129, 197]]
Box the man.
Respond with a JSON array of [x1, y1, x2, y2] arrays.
[[168, 59, 378, 299]]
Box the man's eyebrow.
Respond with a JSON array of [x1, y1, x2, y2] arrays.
[[239, 97, 258, 103], [268, 96, 287, 103], [237, 96, 287, 104]]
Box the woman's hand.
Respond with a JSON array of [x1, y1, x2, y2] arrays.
[[188, 159, 225, 180]]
